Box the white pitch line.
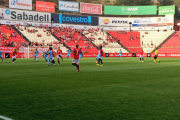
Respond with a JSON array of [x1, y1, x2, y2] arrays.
[[0, 115, 14, 120]]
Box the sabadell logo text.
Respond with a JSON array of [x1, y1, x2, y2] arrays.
[[6, 10, 50, 22]]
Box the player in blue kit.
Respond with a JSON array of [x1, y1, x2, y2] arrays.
[[118, 49, 122, 60], [34, 48, 39, 62], [78, 48, 83, 64], [44, 50, 49, 62], [67, 48, 71, 61], [96, 49, 100, 63], [48, 47, 53, 66], [0, 50, 4, 63]]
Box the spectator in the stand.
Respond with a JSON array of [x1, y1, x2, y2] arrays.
[[14, 41, 17, 47], [151, 41, 153, 46]]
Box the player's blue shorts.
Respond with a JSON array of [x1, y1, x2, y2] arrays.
[[79, 55, 82, 59], [119, 54, 122, 57], [96, 55, 100, 59], [67, 54, 70, 57], [45, 56, 48, 59]]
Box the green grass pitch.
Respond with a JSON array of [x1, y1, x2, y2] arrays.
[[0, 57, 180, 120]]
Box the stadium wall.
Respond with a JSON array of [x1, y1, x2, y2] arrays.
[[1, 46, 180, 59]]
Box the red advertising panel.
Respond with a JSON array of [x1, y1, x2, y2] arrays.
[[151, 53, 180, 57], [80, 3, 102, 14], [109, 53, 133, 57], [36, 1, 55, 13], [136, 53, 148, 57]]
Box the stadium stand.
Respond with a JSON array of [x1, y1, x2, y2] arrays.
[[16, 26, 68, 53], [108, 30, 175, 53], [158, 31, 180, 53], [140, 30, 175, 53], [52, 27, 98, 53], [83, 30, 129, 53], [108, 31, 141, 53], [0, 25, 27, 47]]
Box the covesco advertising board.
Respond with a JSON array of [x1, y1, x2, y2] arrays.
[[3, 9, 51, 22]]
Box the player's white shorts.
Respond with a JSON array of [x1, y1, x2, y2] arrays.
[[52, 57, 54, 60], [72, 59, 79, 63], [57, 54, 62, 59], [12, 56, 16, 59], [140, 55, 143, 58], [100, 56, 103, 59]]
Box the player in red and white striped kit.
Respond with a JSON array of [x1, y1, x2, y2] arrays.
[[72, 45, 82, 72], [51, 50, 56, 65], [57, 47, 63, 65], [12, 49, 17, 64]]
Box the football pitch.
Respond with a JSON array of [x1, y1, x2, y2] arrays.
[[1, 57, 180, 120]]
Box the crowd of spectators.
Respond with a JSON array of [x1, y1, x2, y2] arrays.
[[52, 27, 88, 44], [0, 25, 28, 47]]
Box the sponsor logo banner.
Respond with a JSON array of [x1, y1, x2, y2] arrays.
[[99, 17, 133, 27], [36, 1, 55, 13], [105, 5, 157, 15], [109, 53, 133, 57], [159, 5, 175, 15], [4, 9, 51, 22], [136, 53, 147, 57], [80, 3, 102, 14], [59, 14, 91, 25], [99, 16, 174, 27], [9, 0, 32, 10], [151, 53, 180, 57], [59, 1, 79, 12]]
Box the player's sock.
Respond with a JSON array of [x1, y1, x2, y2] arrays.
[[34, 57, 36, 61], [140, 58, 141, 61], [154, 59, 156, 63], [121, 57, 122, 60], [72, 63, 79, 70], [36, 58, 38, 61], [2, 59, 3, 62], [12, 59, 16, 62], [48, 59, 50, 65], [100, 59, 103, 64], [58, 59, 60, 64], [98, 59, 100, 64], [61, 56, 63, 60], [142, 58, 144, 61]]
